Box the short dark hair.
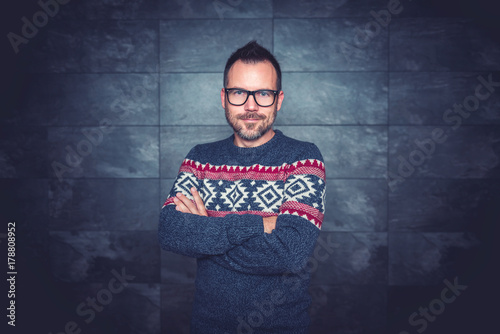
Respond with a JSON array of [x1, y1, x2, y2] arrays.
[[223, 40, 282, 91]]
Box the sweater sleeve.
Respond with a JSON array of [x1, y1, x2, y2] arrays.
[[158, 146, 264, 258], [207, 214, 321, 275], [207, 144, 326, 275], [158, 205, 263, 258]]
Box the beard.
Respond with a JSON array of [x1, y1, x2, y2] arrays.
[[225, 106, 277, 141]]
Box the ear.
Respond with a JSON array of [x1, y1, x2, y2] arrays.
[[221, 88, 226, 109], [276, 90, 284, 111]]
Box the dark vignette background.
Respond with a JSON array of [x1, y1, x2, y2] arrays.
[[1, 0, 499, 333]]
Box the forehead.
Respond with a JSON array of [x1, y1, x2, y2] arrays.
[[226, 60, 277, 90]]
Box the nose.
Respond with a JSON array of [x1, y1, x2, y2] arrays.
[[244, 93, 259, 111]]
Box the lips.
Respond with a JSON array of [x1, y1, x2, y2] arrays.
[[238, 113, 265, 120]]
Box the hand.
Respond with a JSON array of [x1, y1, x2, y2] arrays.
[[173, 187, 208, 217], [263, 216, 277, 234]]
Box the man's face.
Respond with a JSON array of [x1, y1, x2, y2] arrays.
[[222, 60, 284, 146]]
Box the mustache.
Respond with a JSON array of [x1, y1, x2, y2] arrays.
[[237, 113, 266, 120]]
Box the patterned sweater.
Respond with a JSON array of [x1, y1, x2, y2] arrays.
[[158, 130, 326, 334]]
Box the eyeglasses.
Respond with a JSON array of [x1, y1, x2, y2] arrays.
[[225, 88, 279, 107]]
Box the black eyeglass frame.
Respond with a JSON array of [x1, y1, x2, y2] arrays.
[[224, 88, 280, 107]]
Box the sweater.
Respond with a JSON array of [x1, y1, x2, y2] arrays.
[[158, 129, 326, 334]]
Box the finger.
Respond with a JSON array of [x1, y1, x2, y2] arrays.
[[191, 187, 208, 216], [263, 216, 278, 233], [173, 197, 191, 213], [175, 192, 199, 214]]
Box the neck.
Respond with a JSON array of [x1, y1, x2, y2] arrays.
[[233, 129, 276, 148]]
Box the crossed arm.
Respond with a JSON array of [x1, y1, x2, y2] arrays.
[[173, 186, 277, 233], [164, 184, 321, 275]]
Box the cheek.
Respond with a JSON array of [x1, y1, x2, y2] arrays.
[[225, 106, 240, 120]]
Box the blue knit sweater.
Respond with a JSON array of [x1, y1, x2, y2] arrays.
[[158, 130, 326, 333]]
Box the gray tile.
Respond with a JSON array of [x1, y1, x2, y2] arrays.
[[161, 251, 197, 284], [0, 126, 48, 178], [18, 20, 158, 73], [311, 232, 388, 285], [390, 18, 500, 71], [274, 19, 388, 71], [17, 74, 159, 126], [388, 126, 500, 181], [160, 0, 272, 19], [399, 0, 500, 19], [388, 232, 480, 285], [309, 284, 387, 334], [6, 233, 54, 332], [274, 0, 389, 18], [387, 282, 493, 334], [160, 73, 225, 125], [160, 126, 233, 178], [0, 179, 49, 230], [1, 180, 51, 287], [277, 125, 388, 178], [389, 72, 500, 125], [398, 0, 464, 18], [0, 182, 51, 326], [49, 231, 160, 283], [49, 179, 160, 230], [387, 285, 432, 334], [160, 19, 273, 72], [48, 126, 159, 179], [57, 0, 159, 19], [279, 72, 388, 125], [54, 282, 160, 334], [161, 284, 195, 334], [1, 72, 27, 124], [322, 179, 387, 232], [389, 179, 500, 232]]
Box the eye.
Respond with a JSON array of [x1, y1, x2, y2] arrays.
[[231, 89, 246, 96], [258, 90, 272, 97]]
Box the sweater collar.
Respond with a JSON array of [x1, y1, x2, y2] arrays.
[[226, 129, 283, 156]]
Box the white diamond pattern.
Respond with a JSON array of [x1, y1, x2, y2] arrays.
[[174, 172, 197, 197], [254, 182, 282, 212], [220, 181, 248, 212], [284, 175, 316, 202]]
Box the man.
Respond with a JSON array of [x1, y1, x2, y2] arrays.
[[158, 41, 326, 333]]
